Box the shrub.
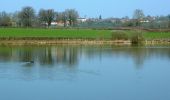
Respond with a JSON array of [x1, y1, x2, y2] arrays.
[[112, 32, 128, 40], [130, 32, 145, 44]]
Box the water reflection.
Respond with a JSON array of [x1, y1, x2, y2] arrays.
[[0, 45, 170, 80], [0, 46, 80, 66], [0, 45, 170, 67]]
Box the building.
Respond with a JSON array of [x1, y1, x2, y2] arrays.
[[77, 18, 87, 23]]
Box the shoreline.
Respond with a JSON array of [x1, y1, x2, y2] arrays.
[[0, 39, 170, 45], [0, 39, 131, 45]]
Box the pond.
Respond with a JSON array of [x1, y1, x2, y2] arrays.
[[0, 45, 170, 100]]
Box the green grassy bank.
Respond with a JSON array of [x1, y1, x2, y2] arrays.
[[0, 28, 170, 40], [0, 28, 111, 39]]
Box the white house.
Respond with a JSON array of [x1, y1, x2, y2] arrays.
[[77, 18, 87, 22], [51, 22, 58, 26]]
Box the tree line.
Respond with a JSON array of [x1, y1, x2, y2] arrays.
[[0, 6, 79, 28], [0, 7, 170, 29]]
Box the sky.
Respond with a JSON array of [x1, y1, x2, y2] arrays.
[[0, 0, 170, 18]]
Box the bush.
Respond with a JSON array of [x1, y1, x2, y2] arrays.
[[130, 32, 145, 44], [112, 32, 128, 40]]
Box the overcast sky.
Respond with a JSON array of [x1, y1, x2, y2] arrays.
[[0, 0, 170, 18]]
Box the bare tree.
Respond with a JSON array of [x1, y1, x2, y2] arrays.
[[58, 12, 68, 27], [65, 9, 79, 26], [38, 9, 55, 27], [11, 11, 22, 27], [56, 12, 69, 27], [0, 11, 11, 26], [133, 9, 145, 26], [133, 9, 145, 19], [18, 6, 35, 27]]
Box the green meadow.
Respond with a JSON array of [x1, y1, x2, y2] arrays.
[[0, 28, 170, 40], [0, 28, 111, 39]]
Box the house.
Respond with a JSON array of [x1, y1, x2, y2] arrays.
[[77, 18, 87, 23], [140, 20, 150, 23], [51, 22, 58, 26]]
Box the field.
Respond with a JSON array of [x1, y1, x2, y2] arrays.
[[0, 28, 112, 39], [144, 32, 170, 40], [0, 28, 170, 40]]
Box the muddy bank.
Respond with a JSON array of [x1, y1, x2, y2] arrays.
[[0, 39, 170, 45], [145, 39, 170, 45], [0, 39, 131, 45]]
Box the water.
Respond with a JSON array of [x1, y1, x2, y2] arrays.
[[0, 45, 170, 100]]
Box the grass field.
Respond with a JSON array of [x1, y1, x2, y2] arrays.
[[144, 32, 170, 40], [0, 28, 112, 39], [0, 28, 170, 40]]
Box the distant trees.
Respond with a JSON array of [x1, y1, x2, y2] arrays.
[[18, 6, 35, 27], [133, 9, 145, 26], [167, 15, 170, 28], [55, 9, 79, 27], [11, 12, 21, 27], [65, 9, 79, 26], [0, 11, 11, 26], [1, 6, 170, 29], [55, 12, 63, 26], [59, 12, 68, 27], [133, 9, 145, 19], [9, 7, 79, 28], [38, 9, 55, 27], [38, 9, 79, 27]]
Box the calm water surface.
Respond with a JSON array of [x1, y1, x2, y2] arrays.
[[0, 45, 170, 100]]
